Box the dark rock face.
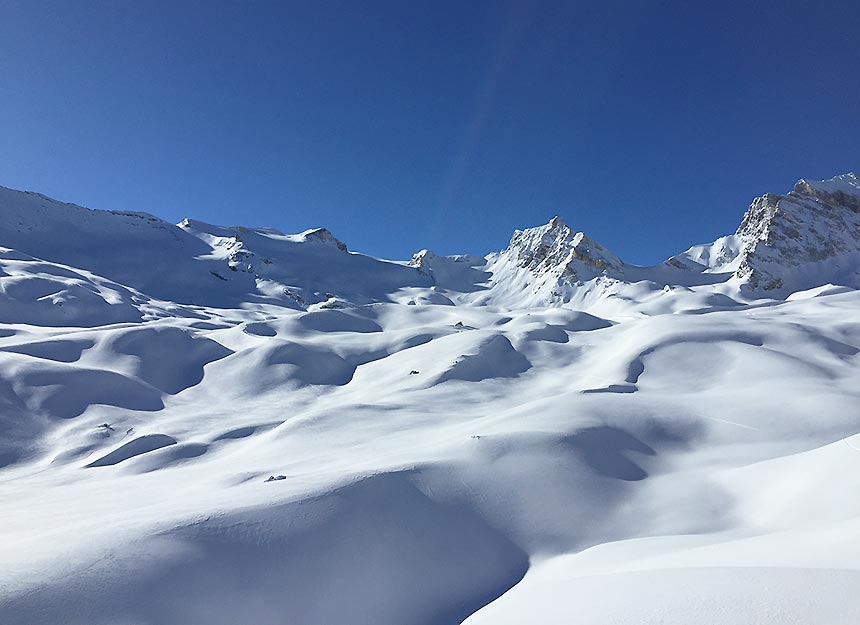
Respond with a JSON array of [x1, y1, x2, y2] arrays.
[[303, 228, 348, 252]]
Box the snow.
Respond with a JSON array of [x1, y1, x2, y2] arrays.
[[0, 174, 859, 624]]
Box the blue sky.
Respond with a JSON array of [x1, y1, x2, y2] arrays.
[[1, 0, 859, 263]]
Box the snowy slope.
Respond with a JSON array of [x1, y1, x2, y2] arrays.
[[0, 174, 859, 625], [178, 218, 435, 307]]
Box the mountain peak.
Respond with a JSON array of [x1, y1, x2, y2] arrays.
[[474, 217, 626, 307], [504, 217, 623, 281], [297, 227, 348, 252], [733, 173, 860, 292], [546, 215, 568, 230], [791, 173, 860, 211]]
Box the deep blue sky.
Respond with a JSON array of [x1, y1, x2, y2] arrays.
[[2, 0, 859, 263]]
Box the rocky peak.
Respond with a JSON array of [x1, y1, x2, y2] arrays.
[[407, 249, 437, 272], [299, 227, 348, 252], [733, 173, 860, 292], [503, 216, 623, 282], [791, 173, 860, 211]]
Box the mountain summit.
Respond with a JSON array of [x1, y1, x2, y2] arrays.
[[502, 216, 624, 281], [665, 173, 860, 296], [733, 173, 860, 292]]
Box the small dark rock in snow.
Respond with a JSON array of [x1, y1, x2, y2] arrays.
[[265, 475, 286, 482], [410, 370, 420, 375]]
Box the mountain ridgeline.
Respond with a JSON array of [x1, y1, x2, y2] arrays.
[[0, 173, 858, 321]]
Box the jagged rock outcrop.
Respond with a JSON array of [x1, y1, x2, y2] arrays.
[[407, 249, 440, 274], [502, 216, 624, 283], [475, 217, 627, 308], [300, 228, 348, 252], [733, 173, 860, 292], [664, 173, 860, 296]]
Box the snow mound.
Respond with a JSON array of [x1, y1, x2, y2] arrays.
[[86, 434, 178, 467], [436, 334, 530, 383], [20, 367, 164, 419], [0, 250, 142, 326], [0, 338, 94, 362], [4, 472, 528, 625], [109, 326, 232, 394]]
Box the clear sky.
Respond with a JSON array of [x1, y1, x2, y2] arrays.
[[2, 0, 859, 264]]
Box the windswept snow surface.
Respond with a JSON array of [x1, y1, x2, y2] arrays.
[[1, 175, 860, 625]]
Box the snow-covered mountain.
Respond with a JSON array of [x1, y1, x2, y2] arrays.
[[669, 172, 860, 294], [1, 174, 859, 625]]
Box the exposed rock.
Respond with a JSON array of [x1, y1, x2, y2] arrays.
[[733, 173, 860, 293], [301, 228, 348, 252], [503, 217, 623, 282]]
